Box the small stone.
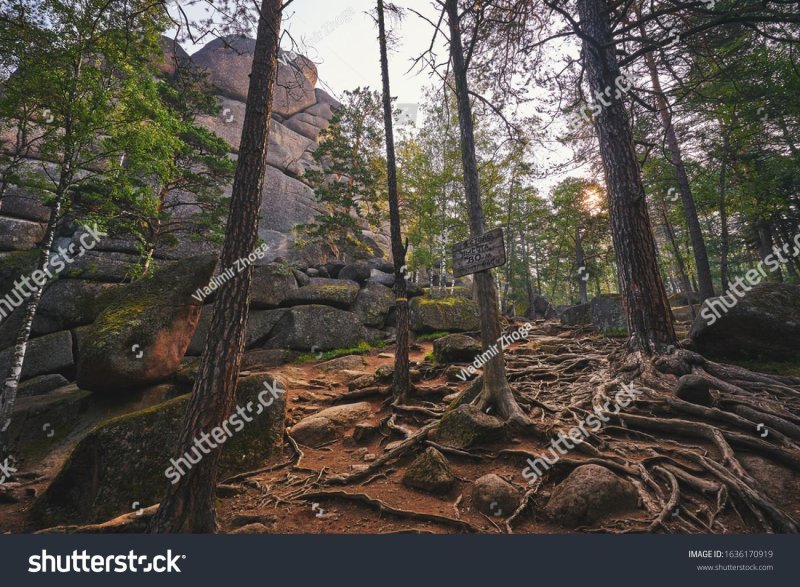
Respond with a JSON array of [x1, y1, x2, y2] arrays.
[[675, 374, 712, 405], [472, 474, 519, 516], [402, 447, 456, 494], [230, 523, 271, 534], [363, 453, 376, 462]]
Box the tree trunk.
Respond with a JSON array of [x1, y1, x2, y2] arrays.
[[642, 46, 715, 301], [718, 127, 730, 292], [575, 228, 588, 304], [149, 0, 282, 533], [658, 194, 695, 320], [376, 0, 410, 403], [577, 0, 677, 354], [445, 0, 526, 423], [0, 188, 66, 455]]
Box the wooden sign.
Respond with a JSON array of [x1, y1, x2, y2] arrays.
[[452, 227, 506, 278]]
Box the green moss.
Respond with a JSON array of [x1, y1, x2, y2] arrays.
[[725, 359, 800, 377], [602, 328, 628, 338], [292, 340, 375, 364], [416, 331, 449, 342]]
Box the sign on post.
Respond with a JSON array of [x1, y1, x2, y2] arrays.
[[452, 227, 506, 278]]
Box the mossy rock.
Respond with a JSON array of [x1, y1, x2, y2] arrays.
[[402, 447, 456, 494], [409, 296, 480, 333], [30, 374, 286, 527], [265, 305, 367, 351], [435, 404, 504, 449], [75, 254, 217, 393], [282, 278, 360, 309]]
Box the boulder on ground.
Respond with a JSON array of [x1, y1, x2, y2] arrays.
[[76, 254, 217, 392], [402, 447, 456, 494], [289, 402, 372, 447], [319, 354, 366, 372], [351, 282, 394, 328], [669, 291, 700, 306], [590, 294, 626, 335], [283, 278, 359, 309], [544, 464, 638, 525], [435, 405, 504, 449], [0, 330, 73, 381], [472, 474, 520, 516], [527, 295, 556, 319], [242, 349, 290, 370], [675, 374, 712, 405], [560, 303, 591, 326], [689, 284, 800, 361], [409, 296, 480, 333], [31, 374, 286, 526], [265, 305, 367, 351], [433, 333, 482, 363]]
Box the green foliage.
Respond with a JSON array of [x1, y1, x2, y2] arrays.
[[292, 340, 377, 364], [297, 87, 387, 258]]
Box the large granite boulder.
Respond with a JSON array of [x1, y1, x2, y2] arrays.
[[76, 254, 217, 392], [560, 303, 591, 326], [265, 305, 367, 351], [282, 278, 360, 309], [0, 216, 46, 251], [409, 296, 480, 333], [351, 281, 394, 328], [250, 263, 298, 308], [0, 330, 73, 381], [258, 165, 322, 234], [32, 279, 121, 335], [190, 36, 316, 117], [590, 294, 626, 335], [30, 374, 286, 526], [690, 283, 800, 361]]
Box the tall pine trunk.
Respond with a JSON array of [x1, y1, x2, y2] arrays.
[[445, 0, 526, 422], [577, 0, 677, 354], [149, 0, 282, 533], [639, 17, 714, 301], [376, 0, 410, 402]]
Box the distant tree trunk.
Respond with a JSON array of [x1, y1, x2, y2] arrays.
[[445, 0, 526, 422], [575, 229, 588, 304], [577, 0, 677, 354], [376, 0, 410, 402], [149, 0, 282, 533], [757, 220, 783, 282], [658, 195, 695, 320], [718, 127, 730, 292], [641, 47, 714, 301]]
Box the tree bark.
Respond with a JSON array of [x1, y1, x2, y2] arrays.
[[576, 0, 677, 354], [149, 0, 282, 533], [376, 0, 410, 403], [575, 228, 588, 304], [445, 0, 526, 422]]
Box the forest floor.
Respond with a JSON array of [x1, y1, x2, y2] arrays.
[[2, 320, 800, 534]]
